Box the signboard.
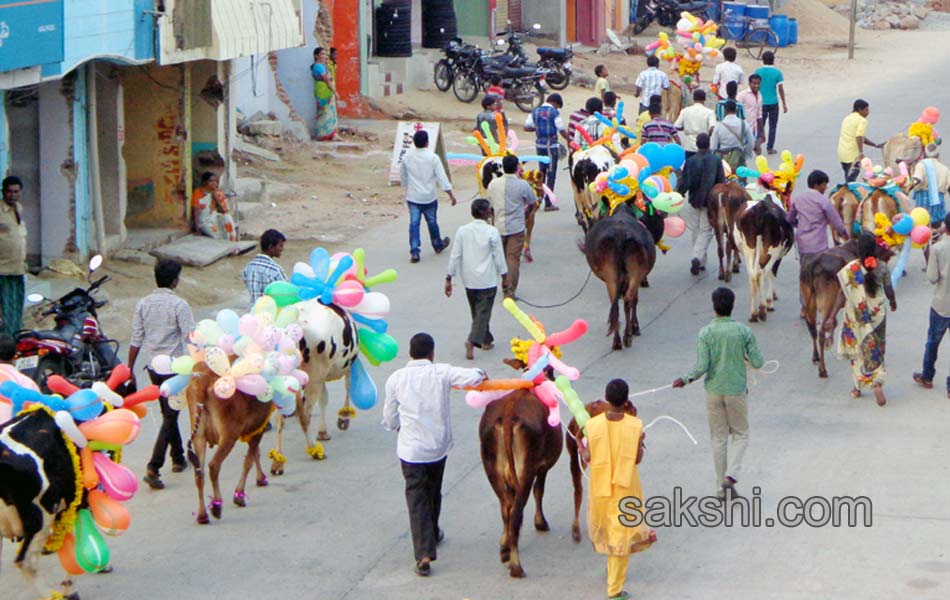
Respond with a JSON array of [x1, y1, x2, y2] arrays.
[[0, 0, 64, 72], [388, 121, 451, 186]]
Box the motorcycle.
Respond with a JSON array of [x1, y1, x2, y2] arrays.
[[495, 24, 573, 91], [14, 255, 125, 393], [632, 0, 711, 34], [433, 37, 481, 92], [453, 49, 548, 113]]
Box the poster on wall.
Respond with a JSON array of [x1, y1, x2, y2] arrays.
[[0, 0, 64, 72], [387, 121, 451, 186]]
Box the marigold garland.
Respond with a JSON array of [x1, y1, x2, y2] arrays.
[[267, 448, 287, 465], [239, 405, 275, 443], [306, 442, 325, 460], [337, 406, 356, 419], [873, 212, 905, 248]]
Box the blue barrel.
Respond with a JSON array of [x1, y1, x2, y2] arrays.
[[770, 14, 790, 47], [722, 2, 747, 40], [706, 1, 719, 22], [745, 4, 771, 42], [788, 17, 798, 44]]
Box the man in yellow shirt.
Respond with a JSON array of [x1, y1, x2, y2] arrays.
[[0, 176, 27, 336], [838, 99, 882, 183]]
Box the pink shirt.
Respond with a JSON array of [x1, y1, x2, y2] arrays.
[[736, 89, 762, 133]]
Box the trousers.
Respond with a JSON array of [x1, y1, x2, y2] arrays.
[[147, 368, 185, 473], [761, 103, 780, 151], [401, 457, 447, 562], [408, 200, 445, 257], [705, 392, 749, 492], [607, 555, 630, 597], [465, 287, 497, 347], [0, 274, 24, 336], [921, 307, 950, 389], [502, 232, 526, 297], [683, 204, 714, 266], [536, 144, 559, 203]]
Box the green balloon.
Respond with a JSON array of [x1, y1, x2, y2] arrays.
[[358, 328, 399, 365], [555, 376, 590, 432], [75, 508, 111, 573], [266, 281, 302, 307], [364, 268, 398, 288]]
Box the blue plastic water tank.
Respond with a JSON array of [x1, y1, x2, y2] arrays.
[[770, 14, 790, 47], [745, 4, 771, 43], [722, 2, 748, 40], [788, 17, 799, 44]]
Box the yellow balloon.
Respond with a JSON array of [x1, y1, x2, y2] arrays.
[[755, 155, 769, 173], [502, 298, 546, 343], [254, 295, 278, 318], [780, 150, 793, 164], [911, 206, 931, 227]]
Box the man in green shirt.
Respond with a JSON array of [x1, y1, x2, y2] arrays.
[[673, 287, 764, 499], [753, 51, 787, 155]]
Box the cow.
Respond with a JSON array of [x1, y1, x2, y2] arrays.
[[883, 132, 924, 176], [582, 207, 657, 350], [800, 239, 894, 378], [269, 299, 359, 475], [708, 181, 749, 282], [0, 409, 81, 600], [855, 188, 906, 232], [829, 184, 867, 245], [570, 145, 618, 232], [565, 399, 637, 543], [186, 361, 273, 523], [479, 388, 562, 578], [733, 197, 795, 322]]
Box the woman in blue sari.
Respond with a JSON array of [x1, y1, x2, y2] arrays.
[[311, 47, 338, 140]]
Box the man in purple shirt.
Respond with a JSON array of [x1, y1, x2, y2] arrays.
[[788, 170, 849, 316]]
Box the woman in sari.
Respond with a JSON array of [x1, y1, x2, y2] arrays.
[[311, 46, 338, 141], [837, 232, 897, 405], [580, 379, 655, 600], [192, 171, 236, 242]]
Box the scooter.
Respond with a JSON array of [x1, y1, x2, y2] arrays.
[[14, 255, 125, 393]]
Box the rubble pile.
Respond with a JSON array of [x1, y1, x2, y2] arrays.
[[847, 0, 931, 30]]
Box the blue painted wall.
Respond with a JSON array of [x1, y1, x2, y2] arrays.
[[0, 0, 64, 72]]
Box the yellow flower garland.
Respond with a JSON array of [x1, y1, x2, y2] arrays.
[[239, 405, 275, 443], [15, 404, 83, 554], [873, 212, 905, 248], [306, 443, 326, 460], [267, 448, 287, 465], [337, 406, 356, 419]]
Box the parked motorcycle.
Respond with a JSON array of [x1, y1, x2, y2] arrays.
[[495, 24, 573, 90], [14, 255, 125, 393], [453, 49, 548, 112], [632, 0, 711, 34], [433, 37, 481, 92]]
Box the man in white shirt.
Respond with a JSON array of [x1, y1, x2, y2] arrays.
[[712, 47, 744, 99], [634, 55, 669, 113], [445, 198, 508, 359], [400, 130, 458, 263], [382, 333, 487, 576], [736, 74, 764, 154], [674, 89, 716, 158]]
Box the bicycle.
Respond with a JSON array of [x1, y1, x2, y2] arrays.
[[735, 17, 779, 61]]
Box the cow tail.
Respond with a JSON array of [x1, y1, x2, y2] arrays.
[[502, 399, 519, 495]]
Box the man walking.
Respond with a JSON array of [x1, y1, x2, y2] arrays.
[[487, 155, 537, 298], [678, 133, 725, 275], [910, 144, 950, 226], [714, 81, 746, 122], [712, 47, 744, 99], [400, 130, 457, 263], [0, 176, 26, 337], [753, 51, 787, 155], [242, 228, 287, 307], [674, 89, 715, 159], [641, 100, 682, 146], [524, 93, 569, 210], [915, 214, 950, 395], [673, 287, 764, 499], [838, 99, 882, 183], [128, 259, 196, 490], [445, 198, 508, 360], [711, 100, 755, 174], [382, 333, 486, 576], [736, 74, 763, 154], [634, 55, 669, 114]]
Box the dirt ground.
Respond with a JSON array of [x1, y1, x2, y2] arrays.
[[53, 11, 946, 346]]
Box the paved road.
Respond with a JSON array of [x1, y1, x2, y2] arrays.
[[9, 67, 950, 600]]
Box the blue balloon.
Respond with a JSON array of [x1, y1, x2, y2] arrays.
[[609, 182, 631, 197], [610, 166, 629, 181], [66, 389, 102, 422], [891, 238, 912, 287], [159, 374, 191, 398], [642, 184, 659, 199], [668, 171, 678, 189], [617, 126, 638, 141], [309, 248, 330, 281], [521, 352, 551, 381], [215, 309, 240, 337], [736, 166, 760, 179], [663, 144, 686, 170], [0, 381, 68, 415], [637, 143, 663, 169], [349, 358, 377, 410], [637, 164, 654, 182], [892, 214, 914, 235], [272, 391, 296, 416], [593, 112, 614, 129], [352, 313, 389, 334]]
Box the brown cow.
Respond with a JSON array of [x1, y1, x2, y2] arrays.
[[565, 399, 637, 543], [582, 207, 657, 350], [708, 181, 749, 282], [186, 361, 273, 524], [733, 197, 795, 322], [800, 239, 894, 378], [829, 184, 866, 245], [480, 388, 562, 578]]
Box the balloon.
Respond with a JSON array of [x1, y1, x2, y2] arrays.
[[911, 225, 932, 246], [215, 309, 240, 337], [216, 334, 235, 355], [105, 364, 132, 390], [122, 383, 160, 409], [502, 298, 546, 342], [546, 352, 580, 381], [284, 323, 304, 343], [661, 144, 686, 170], [352, 292, 391, 320], [159, 373, 190, 398], [79, 409, 141, 446], [293, 261, 316, 279], [794, 153, 805, 173], [364, 268, 399, 289], [465, 389, 510, 409], [213, 377, 237, 399], [358, 329, 399, 366], [329, 252, 358, 283], [0, 364, 41, 393], [74, 508, 110, 573], [194, 320, 223, 345], [88, 489, 131, 536], [170, 355, 195, 376], [521, 352, 551, 381], [238, 314, 259, 338], [755, 155, 769, 173], [780, 150, 793, 164], [274, 306, 299, 328], [93, 452, 138, 501], [637, 143, 664, 169], [545, 319, 589, 347], [664, 216, 687, 238], [54, 411, 87, 448], [80, 446, 99, 490], [253, 294, 278, 318], [236, 374, 269, 397], [266, 281, 301, 306], [652, 192, 685, 214], [466, 379, 535, 391], [291, 369, 309, 387], [760, 172, 775, 186], [67, 389, 103, 422], [556, 376, 590, 432], [0, 396, 10, 423], [92, 381, 123, 408], [533, 381, 562, 427], [892, 213, 914, 235], [204, 346, 231, 377], [911, 206, 931, 227], [0, 381, 68, 415], [59, 533, 85, 575], [349, 358, 377, 410], [332, 279, 366, 308], [736, 166, 759, 179], [129, 404, 147, 419]]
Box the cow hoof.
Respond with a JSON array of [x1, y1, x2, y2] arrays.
[[196, 513, 210, 525], [640, 277, 650, 288], [749, 315, 758, 323], [270, 465, 284, 476], [337, 417, 350, 431], [257, 476, 269, 487], [509, 565, 526, 578], [623, 335, 633, 348], [317, 431, 332, 441], [535, 518, 550, 532], [233, 493, 247, 507], [500, 549, 511, 564], [732, 264, 740, 274], [758, 308, 767, 321], [812, 356, 820, 365], [819, 370, 828, 379], [718, 272, 725, 281], [571, 527, 581, 543], [612, 340, 623, 351], [210, 500, 222, 520], [65, 593, 80, 600]]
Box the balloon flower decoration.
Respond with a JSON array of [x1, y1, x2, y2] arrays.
[[0, 365, 160, 576], [464, 299, 588, 428], [571, 101, 639, 154], [735, 150, 805, 210], [874, 207, 933, 287], [907, 106, 941, 148], [646, 12, 725, 86]]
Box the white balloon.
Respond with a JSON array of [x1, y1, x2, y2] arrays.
[[92, 382, 124, 407], [54, 411, 87, 447], [293, 262, 316, 279]]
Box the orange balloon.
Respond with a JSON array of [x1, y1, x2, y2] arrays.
[[466, 379, 535, 391], [129, 404, 148, 419], [78, 409, 141, 446], [58, 533, 85, 575], [88, 489, 131, 536], [629, 153, 651, 172], [81, 446, 99, 490], [122, 384, 160, 409], [794, 153, 805, 173]]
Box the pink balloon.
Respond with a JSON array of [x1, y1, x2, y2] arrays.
[[285, 324, 304, 343], [911, 225, 932, 245], [0, 397, 11, 423], [238, 314, 259, 338], [254, 326, 280, 350], [213, 377, 236, 399], [236, 374, 269, 397], [277, 334, 297, 354], [760, 172, 775, 186], [277, 354, 296, 375], [217, 334, 235, 355], [330, 252, 358, 282], [291, 369, 309, 387], [547, 353, 580, 381], [333, 280, 366, 308], [545, 319, 588, 347], [664, 216, 687, 238], [465, 390, 509, 408], [93, 452, 138, 501], [532, 381, 562, 427]]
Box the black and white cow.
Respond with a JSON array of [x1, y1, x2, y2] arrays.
[[269, 300, 360, 474], [570, 145, 618, 232], [1, 409, 81, 600]]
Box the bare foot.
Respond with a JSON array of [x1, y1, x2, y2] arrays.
[[464, 341, 474, 360], [850, 387, 861, 398], [873, 385, 886, 406]]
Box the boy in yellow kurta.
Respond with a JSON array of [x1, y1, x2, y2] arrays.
[[580, 379, 656, 600]]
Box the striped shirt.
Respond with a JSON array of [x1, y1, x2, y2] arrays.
[[641, 117, 678, 145], [635, 67, 669, 107], [568, 109, 589, 139], [130, 288, 195, 360], [243, 254, 288, 305]]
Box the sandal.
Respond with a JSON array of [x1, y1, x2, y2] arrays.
[[609, 592, 631, 600]]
